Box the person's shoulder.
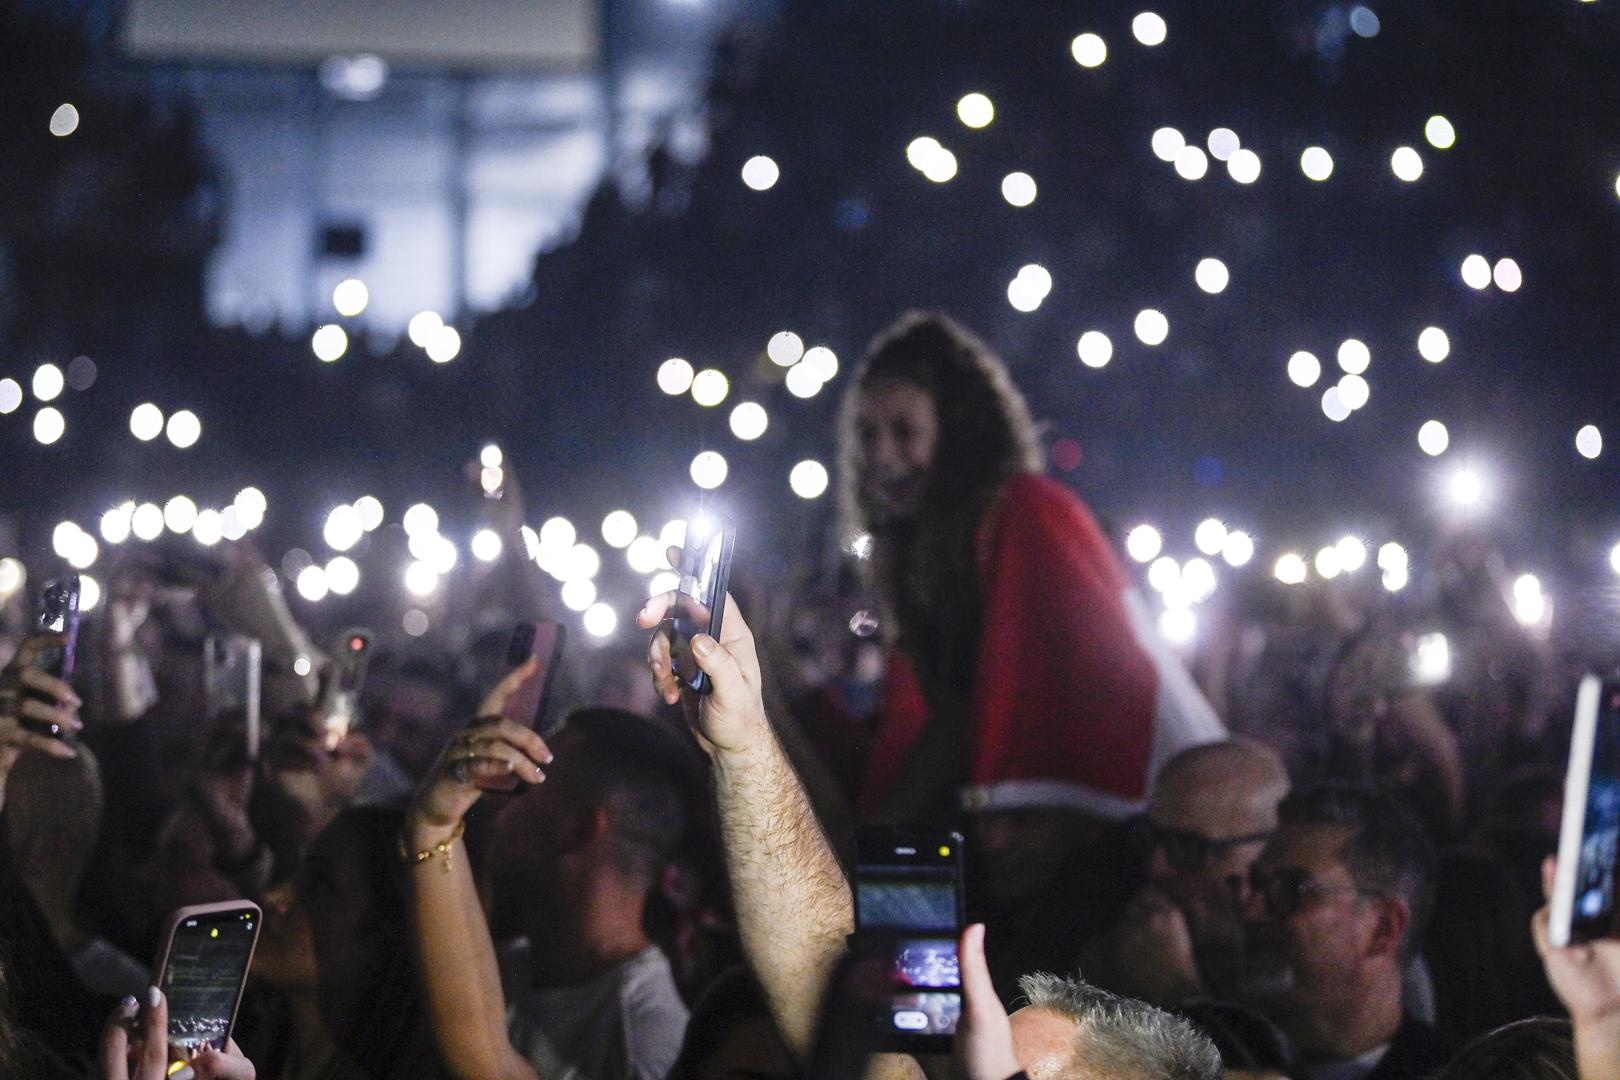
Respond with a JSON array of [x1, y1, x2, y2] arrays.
[[616, 948, 688, 1078], [1373, 1017, 1455, 1079]]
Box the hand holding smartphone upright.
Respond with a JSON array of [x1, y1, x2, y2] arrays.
[[1550, 675, 1620, 947]]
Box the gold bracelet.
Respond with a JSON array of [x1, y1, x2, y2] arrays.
[[399, 818, 465, 873]]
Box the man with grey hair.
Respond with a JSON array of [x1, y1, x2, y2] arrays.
[[1004, 972, 1222, 1080]]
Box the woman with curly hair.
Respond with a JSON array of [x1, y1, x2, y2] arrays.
[[839, 311, 1222, 826]]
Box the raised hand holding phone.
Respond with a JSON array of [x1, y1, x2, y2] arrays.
[[408, 658, 553, 839]]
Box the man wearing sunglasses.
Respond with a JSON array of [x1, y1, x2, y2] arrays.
[[1083, 739, 1289, 1008], [1219, 783, 1450, 1080]]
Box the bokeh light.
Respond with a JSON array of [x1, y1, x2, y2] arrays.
[[1134, 309, 1169, 346], [1174, 145, 1209, 180], [1336, 535, 1367, 572], [234, 487, 267, 529], [164, 496, 198, 534], [1337, 339, 1370, 374], [803, 346, 839, 382], [1337, 373, 1370, 411], [426, 325, 461, 363], [767, 331, 805, 367], [32, 363, 64, 402], [1207, 128, 1239, 162], [1151, 127, 1185, 163], [691, 369, 729, 407], [1071, 33, 1107, 67], [131, 503, 163, 542], [1418, 419, 1450, 456], [690, 450, 729, 489], [1077, 331, 1113, 369], [324, 505, 364, 551], [790, 460, 829, 499], [1512, 573, 1547, 626], [1194, 518, 1227, 556], [1390, 146, 1423, 182], [1194, 258, 1229, 294], [312, 324, 348, 362], [1288, 351, 1322, 388], [295, 565, 329, 602], [0, 379, 20, 414], [166, 410, 201, 449], [741, 155, 780, 191], [1227, 148, 1261, 183], [49, 103, 79, 137], [1300, 146, 1334, 181], [79, 575, 101, 612], [471, 528, 503, 562], [1493, 258, 1523, 292], [1132, 12, 1167, 46], [332, 278, 369, 316], [1460, 254, 1492, 289], [957, 93, 994, 128], [101, 504, 133, 544], [404, 561, 439, 597], [34, 408, 65, 445], [627, 536, 662, 574], [1321, 387, 1350, 423], [1159, 608, 1196, 647], [561, 578, 597, 612], [1418, 327, 1450, 363], [602, 510, 638, 548], [326, 556, 359, 596], [1314, 545, 1343, 579], [407, 311, 443, 347], [583, 602, 617, 638], [1001, 172, 1037, 207], [1222, 531, 1255, 567], [657, 357, 695, 395], [403, 503, 440, 537], [729, 401, 769, 441], [1575, 425, 1603, 460], [1125, 525, 1162, 563], [1425, 115, 1456, 150], [193, 510, 223, 546]]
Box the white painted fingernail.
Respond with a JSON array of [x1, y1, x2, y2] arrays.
[[147, 985, 161, 1009]]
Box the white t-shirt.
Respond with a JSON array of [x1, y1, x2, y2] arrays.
[[506, 945, 689, 1080]]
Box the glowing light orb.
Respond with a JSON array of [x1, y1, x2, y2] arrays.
[[1391, 146, 1424, 182], [691, 369, 729, 407], [1288, 351, 1322, 388], [1300, 146, 1334, 181], [1418, 327, 1450, 363], [1001, 172, 1037, 207], [34, 407, 65, 445], [729, 402, 769, 441], [957, 93, 995, 128], [1125, 525, 1162, 563], [1575, 425, 1603, 460], [1460, 254, 1492, 290], [790, 460, 829, 499], [1134, 309, 1169, 346], [602, 511, 638, 548], [657, 357, 695, 395], [1227, 148, 1261, 184], [767, 332, 804, 367], [690, 450, 729, 490], [1425, 115, 1456, 150], [1194, 519, 1227, 556], [1077, 331, 1113, 369], [312, 324, 348, 362], [166, 410, 201, 449], [1418, 420, 1450, 456], [332, 279, 369, 316], [741, 156, 779, 191], [1132, 12, 1167, 45], [1071, 33, 1107, 68], [1194, 258, 1229, 294]]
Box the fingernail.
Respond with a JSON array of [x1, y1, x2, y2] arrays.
[[693, 634, 714, 657], [119, 995, 138, 1014], [147, 985, 161, 1009]]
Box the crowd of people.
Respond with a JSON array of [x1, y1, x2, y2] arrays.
[[0, 311, 1616, 1080]]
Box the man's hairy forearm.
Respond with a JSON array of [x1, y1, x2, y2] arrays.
[[713, 717, 854, 1060]]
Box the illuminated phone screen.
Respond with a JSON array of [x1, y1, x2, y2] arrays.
[[671, 520, 734, 692], [1573, 684, 1620, 939], [855, 830, 965, 1043], [162, 909, 258, 1052]]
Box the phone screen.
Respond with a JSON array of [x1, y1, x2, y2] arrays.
[[670, 518, 735, 694], [23, 576, 81, 736], [855, 829, 965, 1046], [502, 620, 564, 731], [1558, 678, 1620, 943], [160, 906, 259, 1054]]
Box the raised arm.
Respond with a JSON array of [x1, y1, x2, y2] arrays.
[[404, 660, 548, 1080], [640, 589, 853, 1061]]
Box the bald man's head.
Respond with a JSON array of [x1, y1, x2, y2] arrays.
[[1008, 975, 1222, 1080], [1149, 739, 1290, 840]]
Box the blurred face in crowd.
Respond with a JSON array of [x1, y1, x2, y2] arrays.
[[972, 808, 1097, 907], [363, 670, 456, 778], [1231, 823, 1391, 1021], [1138, 745, 1286, 985], [855, 379, 939, 519], [254, 814, 387, 1009]]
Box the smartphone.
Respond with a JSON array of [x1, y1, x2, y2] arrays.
[[670, 517, 736, 695], [853, 826, 966, 1053], [501, 620, 565, 732], [22, 575, 81, 737], [204, 635, 262, 755], [1551, 675, 1620, 946], [316, 628, 373, 748], [152, 900, 261, 1057]]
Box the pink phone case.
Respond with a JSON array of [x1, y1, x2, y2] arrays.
[[151, 899, 262, 1055]]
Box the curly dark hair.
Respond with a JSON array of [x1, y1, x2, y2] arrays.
[[836, 311, 1042, 696]]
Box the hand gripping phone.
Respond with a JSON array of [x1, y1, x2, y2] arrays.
[[152, 900, 261, 1058], [1551, 675, 1620, 946], [853, 826, 966, 1053], [22, 575, 81, 737], [670, 517, 735, 695]]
